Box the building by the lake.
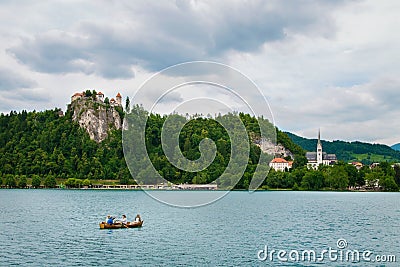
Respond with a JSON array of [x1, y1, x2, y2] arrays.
[[269, 157, 293, 172], [306, 130, 337, 169]]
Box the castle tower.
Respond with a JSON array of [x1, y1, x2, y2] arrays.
[[317, 129, 323, 165], [97, 91, 104, 102], [71, 92, 83, 102], [116, 92, 122, 106]]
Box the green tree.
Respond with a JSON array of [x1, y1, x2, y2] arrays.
[[5, 175, 16, 188], [84, 89, 92, 97], [394, 165, 400, 187], [379, 162, 395, 177], [324, 165, 349, 190], [192, 172, 207, 184], [18, 176, 27, 188], [358, 166, 370, 186], [301, 170, 324, 190], [293, 155, 308, 169], [125, 96, 131, 113], [266, 170, 288, 189], [65, 178, 76, 188], [365, 168, 384, 188], [44, 175, 57, 188], [31, 175, 41, 188], [82, 178, 91, 186], [380, 175, 399, 191], [288, 167, 306, 188], [344, 164, 358, 187], [119, 175, 130, 185]]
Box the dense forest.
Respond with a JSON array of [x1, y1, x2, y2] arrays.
[[0, 108, 128, 188], [286, 132, 400, 164], [1, 102, 398, 191], [0, 104, 304, 189], [122, 106, 306, 189]]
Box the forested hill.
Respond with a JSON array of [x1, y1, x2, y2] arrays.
[[0, 106, 303, 188], [0, 109, 128, 182], [286, 132, 400, 164], [392, 143, 400, 151]]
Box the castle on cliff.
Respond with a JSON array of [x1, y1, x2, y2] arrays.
[[71, 91, 122, 107], [69, 90, 123, 142]]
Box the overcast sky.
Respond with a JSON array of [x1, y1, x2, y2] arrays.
[[0, 0, 399, 145]]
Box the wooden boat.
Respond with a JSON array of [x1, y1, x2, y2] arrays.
[[126, 220, 144, 228], [99, 220, 143, 229]]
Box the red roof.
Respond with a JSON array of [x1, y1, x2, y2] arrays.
[[72, 92, 83, 97], [271, 158, 288, 163], [110, 98, 115, 102], [116, 92, 121, 98], [97, 92, 104, 95]]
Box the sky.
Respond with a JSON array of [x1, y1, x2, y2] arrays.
[[0, 0, 399, 145]]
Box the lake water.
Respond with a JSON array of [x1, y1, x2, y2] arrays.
[[0, 190, 399, 266]]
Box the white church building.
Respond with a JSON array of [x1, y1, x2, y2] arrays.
[[306, 130, 337, 169]]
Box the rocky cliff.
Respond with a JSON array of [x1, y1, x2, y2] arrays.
[[69, 98, 123, 142], [254, 138, 294, 159]]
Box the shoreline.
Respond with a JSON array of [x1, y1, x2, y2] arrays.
[[0, 187, 395, 193]]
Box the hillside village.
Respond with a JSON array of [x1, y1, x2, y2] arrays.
[[269, 130, 337, 172], [268, 130, 399, 191]]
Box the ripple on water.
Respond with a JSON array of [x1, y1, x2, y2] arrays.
[[0, 190, 399, 266]]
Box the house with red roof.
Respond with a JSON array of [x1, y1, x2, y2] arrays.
[[96, 91, 104, 102], [269, 158, 293, 172], [71, 92, 84, 102]]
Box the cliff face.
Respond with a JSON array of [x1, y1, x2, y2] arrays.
[[69, 98, 122, 143], [260, 140, 294, 159], [254, 138, 294, 159]]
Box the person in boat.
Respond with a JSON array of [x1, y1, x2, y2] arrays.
[[120, 215, 127, 225], [134, 214, 141, 223], [106, 215, 114, 225]]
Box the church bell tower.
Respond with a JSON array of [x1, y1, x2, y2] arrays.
[[317, 129, 323, 165]]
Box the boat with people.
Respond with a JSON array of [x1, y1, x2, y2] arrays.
[[99, 214, 143, 229], [99, 220, 143, 229]]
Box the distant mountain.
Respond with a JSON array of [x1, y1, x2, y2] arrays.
[[285, 132, 400, 165], [391, 143, 400, 151]]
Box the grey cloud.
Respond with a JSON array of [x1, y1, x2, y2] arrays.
[[0, 87, 48, 113], [0, 68, 48, 112], [0, 67, 37, 90], [329, 77, 400, 122], [158, 91, 183, 104], [15, 88, 48, 102], [274, 76, 400, 142], [9, 31, 101, 76], [7, 0, 351, 79]]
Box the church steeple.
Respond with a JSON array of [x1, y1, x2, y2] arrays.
[[317, 128, 323, 165], [318, 128, 321, 146]]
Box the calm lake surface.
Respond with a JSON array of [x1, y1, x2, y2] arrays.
[[0, 190, 399, 266]]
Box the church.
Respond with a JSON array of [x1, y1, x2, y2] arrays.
[[306, 130, 337, 169]]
